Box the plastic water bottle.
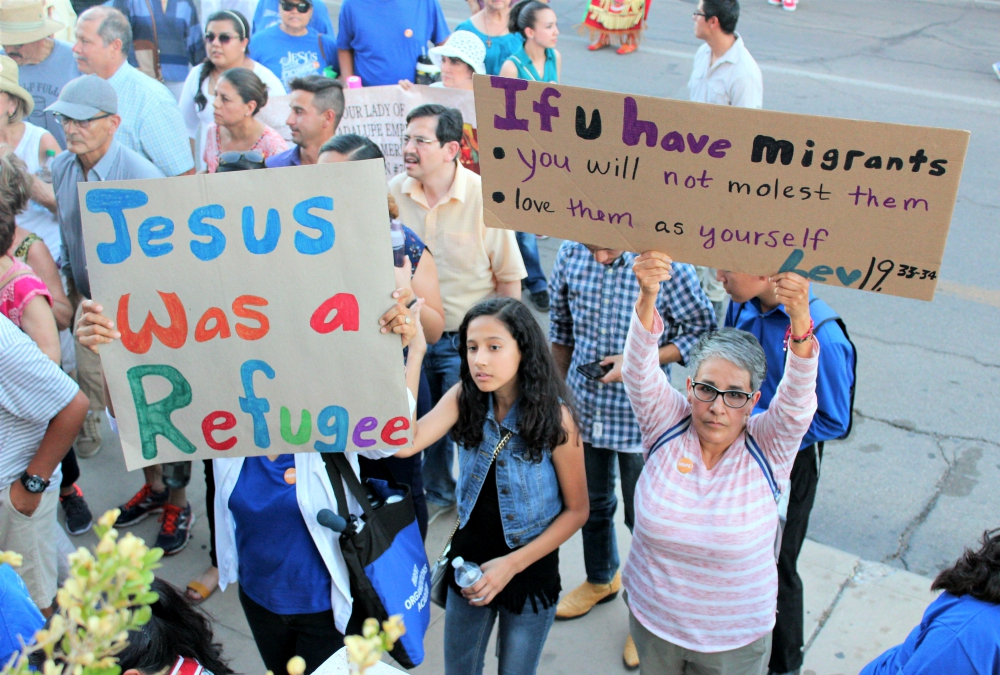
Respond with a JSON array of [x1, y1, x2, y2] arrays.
[[451, 557, 482, 589], [36, 149, 56, 183], [390, 220, 405, 267], [346, 75, 362, 89]]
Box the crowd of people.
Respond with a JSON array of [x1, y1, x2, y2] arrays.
[[0, 0, 997, 674]]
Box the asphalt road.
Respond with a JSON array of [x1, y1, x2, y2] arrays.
[[426, 0, 1000, 577]]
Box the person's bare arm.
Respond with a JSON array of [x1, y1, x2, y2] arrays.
[[338, 49, 355, 79], [394, 383, 461, 458], [465, 0, 479, 13], [495, 279, 521, 300], [464, 406, 588, 605], [555, 49, 562, 83], [9, 390, 88, 517], [498, 60, 518, 79], [552, 342, 573, 381], [19, 297, 61, 363], [24, 237, 72, 330], [410, 250, 445, 344]]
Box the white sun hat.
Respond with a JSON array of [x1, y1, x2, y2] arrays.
[[429, 30, 487, 75]]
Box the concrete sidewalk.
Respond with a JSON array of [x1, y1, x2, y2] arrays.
[[70, 418, 936, 675]]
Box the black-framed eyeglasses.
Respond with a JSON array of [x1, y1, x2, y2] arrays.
[[205, 31, 237, 44], [692, 10, 707, 18], [281, 1, 311, 12], [54, 112, 112, 129], [691, 381, 754, 409], [219, 150, 264, 165], [401, 135, 440, 148]]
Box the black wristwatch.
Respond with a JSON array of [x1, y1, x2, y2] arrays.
[[19, 472, 49, 494]]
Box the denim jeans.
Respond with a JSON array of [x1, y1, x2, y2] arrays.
[[444, 586, 557, 675], [422, 334, 463, 506], [582, 444, 645, 585], [515, 232, 548, 295]]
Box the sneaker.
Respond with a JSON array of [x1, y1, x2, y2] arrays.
[[993, 62, 1000, 82], [74, 411, 102, 458], [60, 484, 93, 535], [115, 484, 169, 527], [782, 0, 797, 10], [156, 503, 195, 556], [767, 0, 782, 5], [529, 290, 551, 312]]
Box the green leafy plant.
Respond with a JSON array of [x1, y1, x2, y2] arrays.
[[1, 509, 161, 675]]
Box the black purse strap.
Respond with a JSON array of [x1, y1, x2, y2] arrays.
[[321, 453, 376, 522]]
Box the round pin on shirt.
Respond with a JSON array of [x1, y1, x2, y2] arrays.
[[676, 457, 694, 474], [404, 28, 413, 37], [284, 467, 297, 485]]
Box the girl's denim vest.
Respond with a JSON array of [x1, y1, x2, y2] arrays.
[[455, 398, 563, 548]]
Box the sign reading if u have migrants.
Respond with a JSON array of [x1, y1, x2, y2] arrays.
[[475, 76, 971, 301], [80, 161, 411, 471]]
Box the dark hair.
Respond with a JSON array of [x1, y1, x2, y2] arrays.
[[320, 133, 384, 160], [0, 152, 33, 253], [117, 579, 233, 675], [451, 298, 575, 462], [702, 0, 739, 34], [508, 0, 553, 37], [217, 67, 268, 116], [405, 104, 463, 147], [194, 10, 251, 112], [289, 76, 345, 125], [932, 529, 1000, 604]]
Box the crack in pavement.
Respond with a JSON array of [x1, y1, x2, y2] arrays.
[[803, 559, 862, 654], [853, 410, 1000, 449], [852, 331, 1000, 369], [884, 437, 952, 570]]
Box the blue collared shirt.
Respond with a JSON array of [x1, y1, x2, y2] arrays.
[[549, 242, 717, 450], [52, 139, 164, 298], [265, 145, 302, 168], [107, 63, 195, 176], [725, 293, 855, 449]]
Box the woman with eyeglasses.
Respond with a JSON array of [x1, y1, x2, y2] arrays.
[[179, 10, 287, 172], [621, 253, 818, 675], [249, 0, 339, 89], [202, 68, 287, 173]]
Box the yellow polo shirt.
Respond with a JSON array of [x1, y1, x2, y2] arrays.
[[389, 164, 526, 332]]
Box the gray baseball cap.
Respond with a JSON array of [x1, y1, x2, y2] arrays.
[[45, 75, 118, 120]]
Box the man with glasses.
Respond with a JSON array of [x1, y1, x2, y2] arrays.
[[389, 104, 525, 521], [250, 0, 337, 88], [251, 0, 333, 35], [717, 269, 856, 675], [549, 244, 715, 670], [265, 75, 344, 167]]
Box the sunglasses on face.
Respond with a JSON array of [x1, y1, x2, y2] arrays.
[[280, 1, 311, 12], [54, 112, 112, 129], [205, 32, 238, 44]]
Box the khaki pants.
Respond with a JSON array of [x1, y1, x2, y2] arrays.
[[0, 486, 60, 609], [71, 293, 105, 414], [629, 610, 772, 675]]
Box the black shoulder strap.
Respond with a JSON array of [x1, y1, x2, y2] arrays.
[[321, 453, 375, 522]]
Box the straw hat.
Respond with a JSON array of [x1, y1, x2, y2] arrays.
[[429, 30, 487, 75], [0, 55, 34, 115], [0, 0, 66, 46]]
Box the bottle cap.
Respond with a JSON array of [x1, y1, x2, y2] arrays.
[[347, 75, 362, 89], [45, 149, 56, 157], [451, 556, 465, 569]]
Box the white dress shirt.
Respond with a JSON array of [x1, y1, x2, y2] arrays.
[[688, 33, 763, 109]]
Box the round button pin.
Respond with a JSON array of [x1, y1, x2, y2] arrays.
[[284, 467, 297, 485], [676, 457, 694, 474], [404, 28, 413, 37]]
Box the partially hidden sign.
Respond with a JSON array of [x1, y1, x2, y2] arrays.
[[336, 84, 479, 177], [475, 76, 970, 300], [80, 161, 411, 470]]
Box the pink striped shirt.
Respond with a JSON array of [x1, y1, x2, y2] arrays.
[[621, 308, 818, 652]]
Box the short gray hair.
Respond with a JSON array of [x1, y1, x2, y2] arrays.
[[688, 328, 767, 393], [80, 7, 133, 57]]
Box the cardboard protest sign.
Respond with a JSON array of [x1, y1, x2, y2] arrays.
[[475, 76, 970, 300], [337, 84, 479, 177], [80, 161, 411, 470]]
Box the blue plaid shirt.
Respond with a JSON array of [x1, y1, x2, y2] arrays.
[[549, 242, 716, 450]]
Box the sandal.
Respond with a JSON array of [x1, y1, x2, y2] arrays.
[[616, 43, 638, 55], [186, 566, 219, 604], [588, 36, 611, 51]]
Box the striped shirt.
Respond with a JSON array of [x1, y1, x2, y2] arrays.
[[0, 316, 79, 491], [621, 308, 818, 652]]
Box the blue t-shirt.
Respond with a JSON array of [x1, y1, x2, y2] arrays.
[[265, 145, 302, 167], [0, 563, 44, 662], [252, 0, 334, 35], [861, 592, 1000, 675], [454, 20, 522, 76], [336, 0, 450, 86], [249, 26, 339, 88], [229, 455, 333, 614]]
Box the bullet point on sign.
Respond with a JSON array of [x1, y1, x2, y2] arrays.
[[493, 147, 505, 159], [492, 192, 505, 203]]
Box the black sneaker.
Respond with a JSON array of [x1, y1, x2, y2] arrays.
[[156, 502, 195, 556], [115, 484, 169, 527], [529, 290, 551, 312], [60, 484, 93, 535]]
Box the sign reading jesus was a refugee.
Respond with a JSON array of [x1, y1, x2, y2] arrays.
[[475, 76, 971, 301], [80, 161, 411, 470]]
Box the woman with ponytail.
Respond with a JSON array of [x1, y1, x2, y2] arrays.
[[498, 0, 561, 83], [178, 10, 286, 171]]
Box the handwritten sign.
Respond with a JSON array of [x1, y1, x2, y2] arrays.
[[475, 76, 970, 300], [337, 84, 479, 177], [80, 161, 411, 470]]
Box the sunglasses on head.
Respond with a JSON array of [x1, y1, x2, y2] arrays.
[[205, 31, 239, 44], [281, 1, 311, 11]]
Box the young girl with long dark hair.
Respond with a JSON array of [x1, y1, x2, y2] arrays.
[[398, 297, 588, 675]]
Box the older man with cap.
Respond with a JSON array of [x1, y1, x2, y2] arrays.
[[71, 6, 194, 177], [0, 0, 80, 148]]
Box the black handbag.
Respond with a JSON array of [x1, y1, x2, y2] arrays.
[[321, 453, 430, 668], [428, 431, 513, 608]]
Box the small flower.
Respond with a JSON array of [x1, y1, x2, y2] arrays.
[[97, 509, 120, 529], [0, 550, 23, 567], [381, 615, 406, 644], [286, 656, 306, 675], [361, 617, 379, 639]]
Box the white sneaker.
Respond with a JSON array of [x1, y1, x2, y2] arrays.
[[75, 411, 103, 458], [782, 0, 797, 10], [768, 0, 782, 5]]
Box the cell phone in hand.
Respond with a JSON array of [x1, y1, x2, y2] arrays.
[[576, 360, 613, 380]]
